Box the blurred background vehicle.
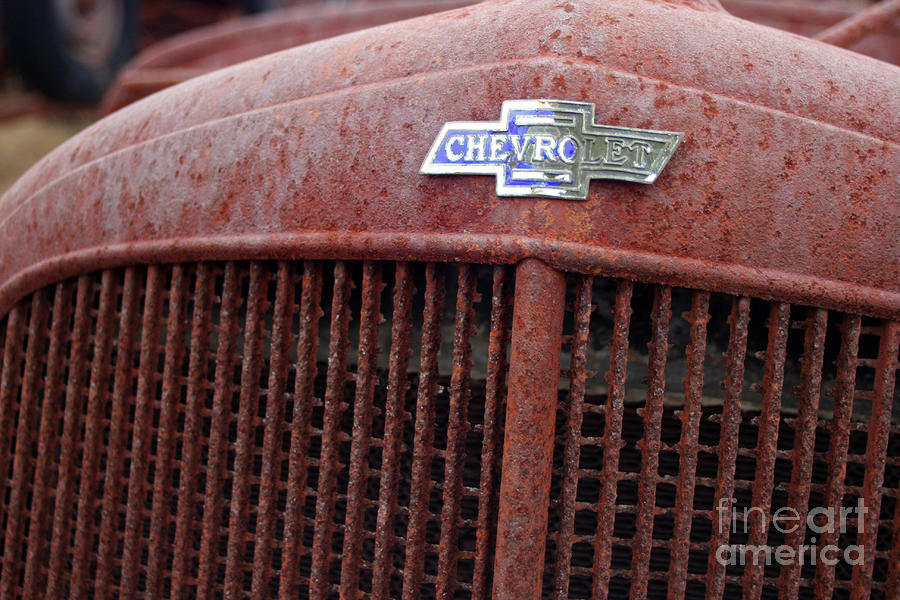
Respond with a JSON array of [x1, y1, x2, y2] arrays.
[[0, 0, 307, 104]]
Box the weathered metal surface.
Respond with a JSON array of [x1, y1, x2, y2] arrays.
[[493, 258, 565, 600], [102, 0, 477, 113], [101, 0, 900, 115], [0, 3, 899, 597], [723, 0, 900, 63], [1, 0, 898, 322], [814, 0, 900, 48]]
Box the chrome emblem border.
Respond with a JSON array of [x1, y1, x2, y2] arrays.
[[420, 99, 683, 200]]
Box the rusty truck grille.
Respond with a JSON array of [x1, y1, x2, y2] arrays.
[[0, 261, 897, 600], [0, 261, 512, 600], [546, 279, 900, 600]]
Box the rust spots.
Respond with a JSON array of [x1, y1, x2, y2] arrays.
[[701, 93, 719, 119]]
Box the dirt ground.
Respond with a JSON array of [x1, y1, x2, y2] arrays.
[[0, 0, 237, 196], [0, 109, 95, 195]]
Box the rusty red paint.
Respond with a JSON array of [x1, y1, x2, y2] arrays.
[[102, 0, 900, 117], [493, 258, 565, 600], [103, 0, 477, 113]]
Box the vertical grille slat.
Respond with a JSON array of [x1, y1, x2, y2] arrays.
[[436, 264, 478, 600], [279, 260, 323, 600], [251, 261, 297, 600], [705, 295, 751, 600], [310, 260, 355, 600], [47, 275, 95, 599], [340, 261, 384, 598], [22, 281, 75, 600], [371, 261, 414, 600], [778, 308, 828, 599], [402, 263, 446, 600], [591, 280, 633, 600], [631, 286, 673, 600], [71, 269, 119, 600], [171, 262, 214, 600], [224, 261, 271, 600], [96, 267, 144, 600], [0, 304, 27, 532], [668, 291, 711, 600], [121, 265, 166, 597], [146, 264, 190, 598], [1, 288, 51, 600], [472, 265, 513, 600], [851, 321, 899, 600], [814, 314, 862, 600], [743, 302, 791, 600], [888, 496, 900, 600], [554, 275, 595, 600], [197, 262, 243, 600]]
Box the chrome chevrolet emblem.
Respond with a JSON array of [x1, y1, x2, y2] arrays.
[[420, 99, 683, 200]]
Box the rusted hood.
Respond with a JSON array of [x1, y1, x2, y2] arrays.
[[1, 0, 898, 317]]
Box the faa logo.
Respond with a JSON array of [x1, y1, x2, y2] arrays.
[[420, 99, 683, 200]]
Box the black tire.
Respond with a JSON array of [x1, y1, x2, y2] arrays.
[[238, 0, 297, 14], [0, 0, 140, 103]]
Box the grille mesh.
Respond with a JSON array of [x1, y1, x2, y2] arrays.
[[546, 277, 900, 600], [0, 262, 897, 600], [0, 261, 511, 600]]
